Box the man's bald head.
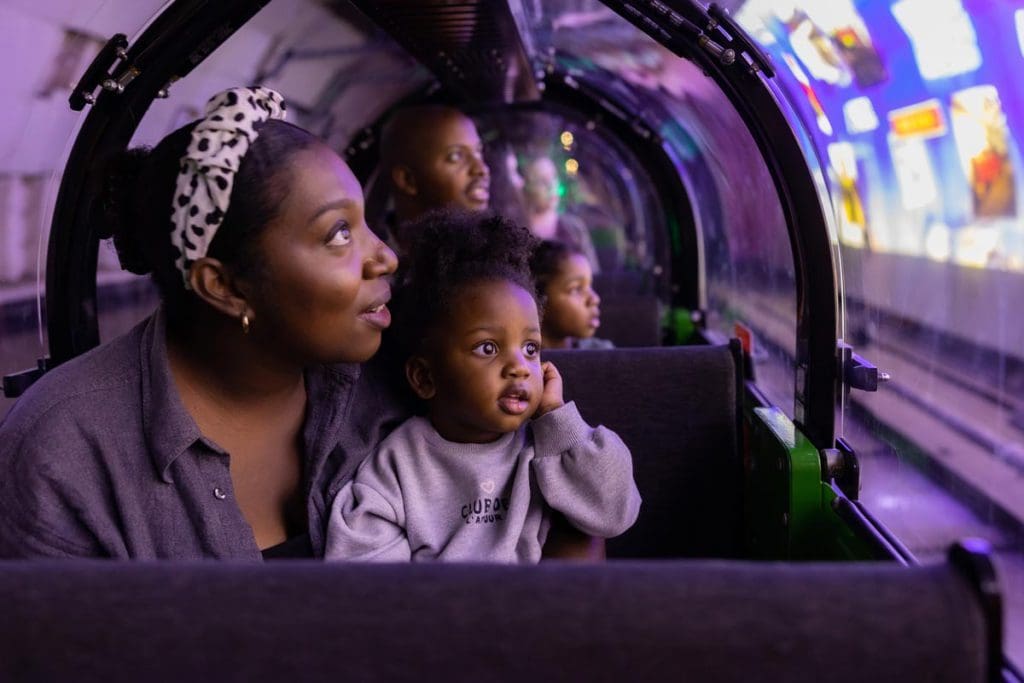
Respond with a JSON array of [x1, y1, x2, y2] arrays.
[[380, 104, 490, 225]]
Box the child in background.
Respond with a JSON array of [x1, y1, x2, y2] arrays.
[[531, 240, 613, 350], [325, 210, 640, 563]]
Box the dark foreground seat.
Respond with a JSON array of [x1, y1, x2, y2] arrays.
[[0, 556, 990, 683], [545, 344, 742, 558]]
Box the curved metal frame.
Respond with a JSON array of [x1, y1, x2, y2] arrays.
[[46, 0, 270, 365]]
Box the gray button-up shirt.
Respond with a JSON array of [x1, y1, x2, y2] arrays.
[[0, 308, 404, 559]]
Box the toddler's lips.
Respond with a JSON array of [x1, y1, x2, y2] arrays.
[[498, 386, 530, 415], [498, 396, 530, 415]]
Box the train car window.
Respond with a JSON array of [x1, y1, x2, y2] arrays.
[[0, 0, 170, 416], [737, 2, 1024, 662], [518, 0, 798, 410]]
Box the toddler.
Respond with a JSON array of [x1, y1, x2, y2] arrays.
[[325, 210, 640, 562], [531, 240, 613, 350]]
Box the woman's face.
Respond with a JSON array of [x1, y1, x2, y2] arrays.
[[247, 144, 398, 365], [523, 157, 559, 214], [541, 253, 601, 342]]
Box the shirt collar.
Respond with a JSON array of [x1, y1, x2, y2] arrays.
[[140, 307, 205, 483]]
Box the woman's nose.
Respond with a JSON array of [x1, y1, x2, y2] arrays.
[[364, 231, 398, 278]]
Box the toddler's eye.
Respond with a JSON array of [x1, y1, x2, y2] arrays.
[[523, 341, 539, 358], [326, 221, 352, 246], [472, 341, 498, 357]]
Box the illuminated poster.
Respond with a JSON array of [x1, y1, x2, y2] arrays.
[[781, 53, 833, 136], [782, 9, 851, 86], [888, 99, 946, 141], [889, 136, 938, 216], [827, 142, 868, 248], [891, 0, 981, 81], [843, 96, 879, 134], [775, 1, 886, 88], [950, 86, 1016, 218]]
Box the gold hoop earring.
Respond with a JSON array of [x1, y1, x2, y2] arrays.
[[241, 314, 250, 335]]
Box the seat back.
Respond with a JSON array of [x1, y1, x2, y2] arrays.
[[0, 558, 990, 683], [594, 294, 663, 347], [544, 344, 742, 558]]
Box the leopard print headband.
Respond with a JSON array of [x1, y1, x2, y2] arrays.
[[170, 86, 287, 287]]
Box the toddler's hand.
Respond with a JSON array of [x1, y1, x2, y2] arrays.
[[535, 361, 564, 418]]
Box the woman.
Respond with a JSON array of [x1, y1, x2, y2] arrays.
[[521, 155, 600, 273], [0, 87, 399, 559]]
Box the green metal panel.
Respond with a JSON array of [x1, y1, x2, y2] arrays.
[[745, 404, 879, 561]]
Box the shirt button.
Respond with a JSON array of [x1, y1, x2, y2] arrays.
[[213, 487, 227, 500]]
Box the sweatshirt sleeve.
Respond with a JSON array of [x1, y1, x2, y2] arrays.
[[324, 450, 412, 562], [529, 401, 641, 538]]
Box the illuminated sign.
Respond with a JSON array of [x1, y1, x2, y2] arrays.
[[889, 136, 938, 214], [1017, 10, 1024, 58], [892, 0, 981, 81], [782, 53, 834, 136], [888, 100, 946, 140], [950, 86, 1016, 218], [843, 97, 879, 134]]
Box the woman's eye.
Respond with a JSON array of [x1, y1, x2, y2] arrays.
[[446, 150, 464, 163], [472, 341, 498, 357], [524, 341, 539, 358], [326, 222, 352, 246]]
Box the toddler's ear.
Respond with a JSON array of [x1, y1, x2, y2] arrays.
[[405, 356, 436, 399]]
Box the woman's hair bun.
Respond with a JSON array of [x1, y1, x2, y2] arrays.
[[99, 147, 154, 275]]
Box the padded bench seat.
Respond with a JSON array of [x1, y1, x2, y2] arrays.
[[0, 557, 990, 682], [545, 344, 742, 558]]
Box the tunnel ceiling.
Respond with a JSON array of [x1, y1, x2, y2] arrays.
[[325, 0, 539, 103]]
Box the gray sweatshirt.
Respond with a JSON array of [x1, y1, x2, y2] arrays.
[[325, 401, 640, 563]]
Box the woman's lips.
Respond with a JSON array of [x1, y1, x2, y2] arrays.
[[359, 303, 392, 329]]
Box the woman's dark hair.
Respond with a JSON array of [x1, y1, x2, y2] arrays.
[[386, 208, 539, 363], [530, 239, 584, 301], [98, 118, 320, 324]]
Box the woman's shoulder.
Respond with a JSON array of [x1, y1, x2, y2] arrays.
[[1, 317, 151, 444]]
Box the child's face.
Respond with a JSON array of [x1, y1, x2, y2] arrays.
[[420, 279, 544, 443], [541, 253, 601, 341]]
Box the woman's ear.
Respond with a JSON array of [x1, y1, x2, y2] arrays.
[[188, 257, 248, 320], [405, 356, 436, 400], [391, 164, 418, 197]]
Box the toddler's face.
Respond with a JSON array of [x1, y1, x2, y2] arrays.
[[541, 253, 601, 342], [421, 279, 544, 443]]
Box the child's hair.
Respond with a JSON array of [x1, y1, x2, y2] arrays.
[[387, 208, 540, 362], [530, 239, 585, 304]]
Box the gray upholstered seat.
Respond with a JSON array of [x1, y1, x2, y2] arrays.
[[545, 344, 742, 558], [591, 294, 663, 347], [0, 558, 989, 682]]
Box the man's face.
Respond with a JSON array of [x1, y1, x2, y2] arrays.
[[410, 113, 490, 212]]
